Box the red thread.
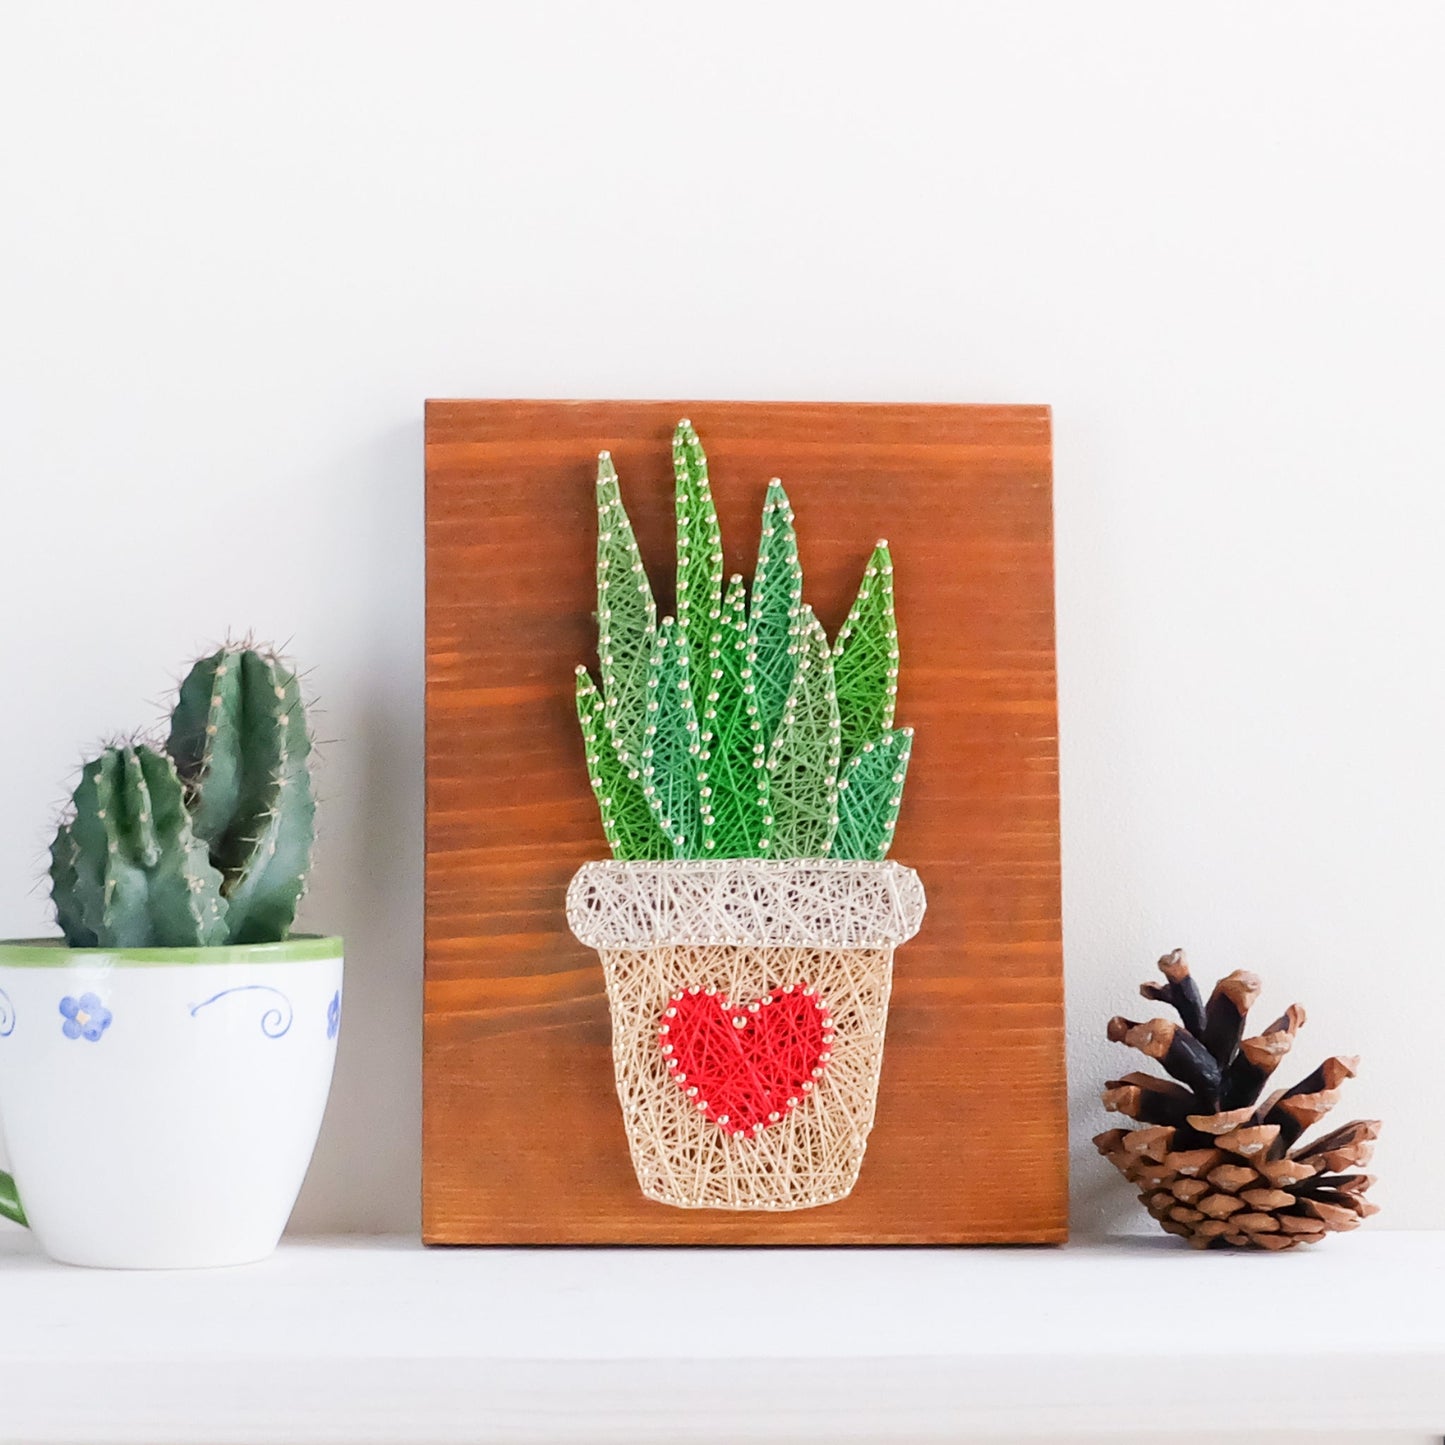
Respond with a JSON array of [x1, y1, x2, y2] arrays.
[[659, 985, 831, 1136]]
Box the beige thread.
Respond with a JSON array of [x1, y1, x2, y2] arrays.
[[568, 860, 926, 1210]]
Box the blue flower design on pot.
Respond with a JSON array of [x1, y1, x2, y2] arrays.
[[60, 993, 112, 1042], [0, 988, 15, 1038], [327, 990, 342, 1041]]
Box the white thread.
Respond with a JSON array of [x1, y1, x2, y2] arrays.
[[566, 859, 926, 950]]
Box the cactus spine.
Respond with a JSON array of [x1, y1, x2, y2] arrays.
[[48, 745, 228, 948], [48, 644, 317, 949], [168, 647, 316, 945], [576, 424, 915, 862]]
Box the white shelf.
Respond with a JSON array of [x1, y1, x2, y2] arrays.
[[1, 1229, 1442, 1443]]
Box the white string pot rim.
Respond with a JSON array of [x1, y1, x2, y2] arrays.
[[566, 858, 926, 950]]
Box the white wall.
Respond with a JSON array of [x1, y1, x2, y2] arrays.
[[2, 1, 1441, 1236]]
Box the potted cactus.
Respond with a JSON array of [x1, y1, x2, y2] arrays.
[[566, 422, 926, 1210], [0, 645, 341, 1268]]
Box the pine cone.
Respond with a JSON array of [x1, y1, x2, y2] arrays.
[[1095, 950, 1381, 1250]]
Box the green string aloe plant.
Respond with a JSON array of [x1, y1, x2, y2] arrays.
[[566, 421, 926, 1212], [575, 420, 913, 863]]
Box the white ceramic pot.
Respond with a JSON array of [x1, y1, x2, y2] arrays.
[[0, 935, 342, 1269]]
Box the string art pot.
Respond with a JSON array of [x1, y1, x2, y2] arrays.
[[567, 858, 925, 1210]]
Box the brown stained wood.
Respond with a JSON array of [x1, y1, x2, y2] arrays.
[[423, 400, 1067, 1244]]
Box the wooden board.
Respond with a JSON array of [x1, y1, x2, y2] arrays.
[[424, 400, 1066, 1244]]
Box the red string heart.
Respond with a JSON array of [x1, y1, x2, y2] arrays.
[[658, 985, 832, 1137]]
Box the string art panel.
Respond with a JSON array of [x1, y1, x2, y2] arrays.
[[425, 400, 1066, 1244]]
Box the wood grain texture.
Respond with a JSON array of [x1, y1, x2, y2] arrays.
[[424, 400, 1067, 1243]]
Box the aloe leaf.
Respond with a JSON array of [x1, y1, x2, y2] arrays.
[[761, 607, 840, 859], [594, 451, 657, 771], [639, 616, 703, 857], [575, 668, 671, 860], [699, 574, 770, 857], [833, 541, 899, 762], [673, 419, 724, 755], [831, 728, 914, 860], [747, 479, 803, 747]]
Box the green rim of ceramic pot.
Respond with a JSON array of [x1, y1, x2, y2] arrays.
[[0, 935, 343, 967]]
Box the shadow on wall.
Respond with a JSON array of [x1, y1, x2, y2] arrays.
[[288, 418, 425, 1235], [1068, 1065, 1146, 1239]]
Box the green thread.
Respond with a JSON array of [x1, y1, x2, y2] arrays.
[[699, 574, 770, 857], [833, 541, 899, 763], [595, 451, 657, 772], [747, 479, 804, 748], [762, 608, 842, 858], [833, 728, 915, 860], [574, 424, 915, 861], [576, 668, 671, 860], [639, 618, 703, 856], [673, 419, 724, 755]]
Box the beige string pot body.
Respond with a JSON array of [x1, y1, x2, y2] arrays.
[[566, 859, 926, 1211]]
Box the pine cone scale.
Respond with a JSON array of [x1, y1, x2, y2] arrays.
[[1206, 1163, 1258, 1191], [1100, 950, 1381, 1250], [1169, 1178, 1209, 1204], [1196, 1193, 1246, 1219], [1255, 1157, 1317, 1186], [1239, 1187, 1295, 1210], [1213, 1124, 1278, 1158], [1186, 1106, 1254, 1135], [1166, 1147, 1224, 1177]]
